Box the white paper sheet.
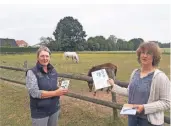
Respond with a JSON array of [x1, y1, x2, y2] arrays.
[[91, 69, 111, 91], [120, 107, 136, 115]]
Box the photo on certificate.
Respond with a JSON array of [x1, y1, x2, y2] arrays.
[[91, 69, 111, 91], [61, 80, 70, 89]]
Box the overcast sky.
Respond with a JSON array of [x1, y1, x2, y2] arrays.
[[0, 4, 170, 45]]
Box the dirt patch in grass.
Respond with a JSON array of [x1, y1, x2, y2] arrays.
[[1, 81, 127, 126]]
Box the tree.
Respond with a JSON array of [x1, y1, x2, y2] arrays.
[[87, 36, 107, 51], [53, 16, 86, 51], [33, 37, 53, 48], [128, 38, 144, 50], [39, 37, 53, 46], [107, 35, 117, 43], [116, 39, 125, 50], [127, 41, 134, 51]]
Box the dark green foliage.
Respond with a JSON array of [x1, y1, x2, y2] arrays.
[[53, 16, 86, 51], [0, 47, 38, 53], [38, 16, 170, 51], [128, 38, 144, 50]]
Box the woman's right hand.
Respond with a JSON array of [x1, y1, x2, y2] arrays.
[[107, 78, 115, 86], [55, 87, 68, 96]]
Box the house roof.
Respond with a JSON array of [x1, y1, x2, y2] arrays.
[[16, 40, 28, 46], [0, 38, 17, 47]]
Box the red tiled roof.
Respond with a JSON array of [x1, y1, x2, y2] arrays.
[[16, 40, 28, 46]]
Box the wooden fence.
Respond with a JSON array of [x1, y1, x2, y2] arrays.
[[0, 65, 170, 124]]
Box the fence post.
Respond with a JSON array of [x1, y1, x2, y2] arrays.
[[106, 68, 118, 125], [23, 60, 28, 69], [111, 92, 118, 121]]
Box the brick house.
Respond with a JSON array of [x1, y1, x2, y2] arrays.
[[16, 40, 28, 47]]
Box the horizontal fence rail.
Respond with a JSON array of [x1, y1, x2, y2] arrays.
[[0, 77, 122, 109], [0, 65, 129, 87], [0, 65, 170, 124]]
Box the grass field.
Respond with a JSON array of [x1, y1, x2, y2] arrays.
[[0, 52, 170, 126], [162, 48, 170, 53]]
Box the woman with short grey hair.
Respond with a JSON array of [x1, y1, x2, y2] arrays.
[[26, 46, 68, 126]]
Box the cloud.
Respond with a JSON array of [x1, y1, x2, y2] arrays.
[[0, 4, 170, 45]]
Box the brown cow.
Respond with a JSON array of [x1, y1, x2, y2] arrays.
[[87, 63, 117, 95]]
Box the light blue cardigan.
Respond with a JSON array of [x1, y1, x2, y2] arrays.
[[112, 69, 170, 125]]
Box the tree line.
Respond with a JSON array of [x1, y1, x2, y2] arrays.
[[38, 16, 170, 51]]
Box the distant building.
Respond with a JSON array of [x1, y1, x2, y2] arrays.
[[0, 38, 17, 47], [16, 40, 28, 47]]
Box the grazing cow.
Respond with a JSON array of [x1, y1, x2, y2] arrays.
[[87, 63, 117, 95], [64, 52, 79, 63]]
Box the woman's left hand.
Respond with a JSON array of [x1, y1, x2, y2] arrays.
[[107, 78, 115, 86], [133, 104, 144, 113]]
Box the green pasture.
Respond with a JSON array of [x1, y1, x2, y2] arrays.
[[0, 52, 170, 83], [0, 52, 170, 126], [162, 48, 170, 53]]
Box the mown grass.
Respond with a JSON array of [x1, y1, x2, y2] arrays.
[[0, 52, 170, 126], [0, 53, 170, 84], [0, 82, 127, 126], [162, 48, 170, 53]]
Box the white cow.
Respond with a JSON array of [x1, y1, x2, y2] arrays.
[[64, 52, 79, 63]]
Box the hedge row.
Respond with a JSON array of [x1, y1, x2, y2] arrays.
[[0, 47, 38, 53]]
